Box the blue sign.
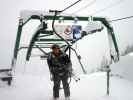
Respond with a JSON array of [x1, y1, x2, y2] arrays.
[[72, 25, 82, 39]]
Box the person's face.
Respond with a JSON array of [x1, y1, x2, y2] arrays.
[[52, 48, 60, 55]]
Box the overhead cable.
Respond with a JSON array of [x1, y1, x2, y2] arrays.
[[88, 0, 125, 16], [61, 0, 82, 13], [70, 0, 96, 15], [49, 0, 82, 14], [110, 15, 133, 22]]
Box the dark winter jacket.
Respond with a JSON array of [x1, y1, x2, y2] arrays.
[[47, 51, 72, 76]]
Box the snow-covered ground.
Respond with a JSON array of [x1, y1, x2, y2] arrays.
[[0, 54, 133, 100], [111, 55, 133, 81], [0, 72, 133, 100]]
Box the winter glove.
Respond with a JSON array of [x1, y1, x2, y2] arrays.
[[50, 73, 53, 81]]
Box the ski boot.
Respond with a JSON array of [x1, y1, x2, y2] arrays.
[[65, 96, 70, 100], [53, 97, 59, 100]]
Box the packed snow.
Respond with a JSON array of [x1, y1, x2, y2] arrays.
[[0, 71, 133, 100]]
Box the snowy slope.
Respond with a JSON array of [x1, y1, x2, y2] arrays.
[[111, 55, 133, 81], [0, 72, 133, 100]]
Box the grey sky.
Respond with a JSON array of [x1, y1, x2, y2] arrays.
[[0, 0, 133, 70]]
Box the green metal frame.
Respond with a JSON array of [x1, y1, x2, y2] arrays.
[[12, 14, 119, 72], [11, 13, 120, 95]]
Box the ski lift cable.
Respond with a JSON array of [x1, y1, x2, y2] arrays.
[[70, 0, 97, 15], [88, 0, 125, 16], [55, 0, 124, 18], [110, 15, 133, 22], [61, 0, 82, 13], [49, 0, 82, 14]]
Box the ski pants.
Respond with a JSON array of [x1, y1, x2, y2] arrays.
[[53, 74, 70, 98]]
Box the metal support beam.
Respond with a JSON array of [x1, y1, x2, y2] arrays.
[[71, 47, 87, 74], [13, 19, 23, 59], [38, 38, 73, 42], [11, 19, 23, 68], [35, 45, 48, 55], [26, 29, 42, 61], [106, 65, 111, 95]]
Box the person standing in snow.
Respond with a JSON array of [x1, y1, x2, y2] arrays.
[[47, 44, 72, 100]]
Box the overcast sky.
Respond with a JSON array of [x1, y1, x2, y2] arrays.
[[0, 0, 133, 71]]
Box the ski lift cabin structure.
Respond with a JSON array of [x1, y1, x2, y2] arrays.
[[12, 10, 119, 68], [8, 10, 120, 94]]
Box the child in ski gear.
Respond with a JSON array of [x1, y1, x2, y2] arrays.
[[47, 44, 72, 100]]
